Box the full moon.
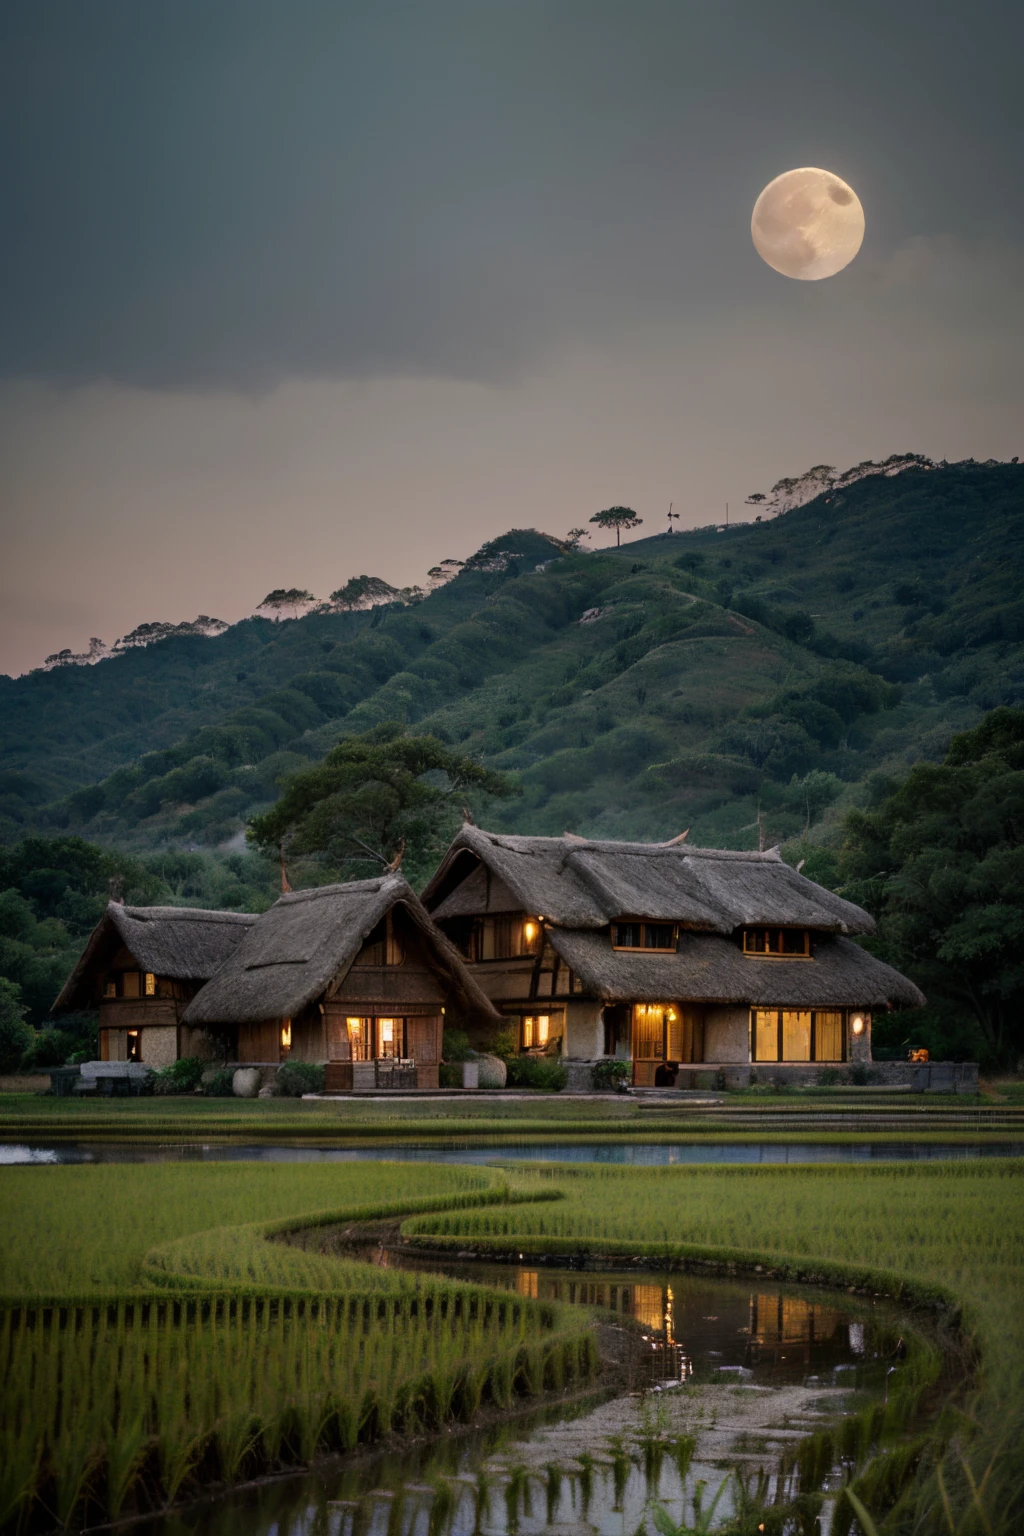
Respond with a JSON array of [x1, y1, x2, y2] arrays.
[[751, 167, 865, 280]]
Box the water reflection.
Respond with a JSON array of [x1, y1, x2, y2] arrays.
[[342, 1239, 895, 1394], [125, 1264, 896, 1536]]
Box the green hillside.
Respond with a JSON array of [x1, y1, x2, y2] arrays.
[[3, 462, 1023, 866]]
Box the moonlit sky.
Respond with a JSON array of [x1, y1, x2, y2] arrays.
[[2, 1, 1022, 675]]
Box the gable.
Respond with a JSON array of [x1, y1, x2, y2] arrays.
[[429, 861, 525, 919]]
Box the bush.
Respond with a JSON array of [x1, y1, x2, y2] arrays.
[[591, 1059, 631, 1092], [504, 1057, 567, 1092], [153, 1056, 206, 1095], [489, 1025, 520, 1061], [438, 1062, 462, 1089], [0, 978, 32, 1073], [276, 1060, 325, 1097], [202, 1067, 236, 1097], [20, 1027, 76, 1070], [441, 1027, 473, 1062], [818, 1067, 844, 1086], [850, 1063, 882, 1086]]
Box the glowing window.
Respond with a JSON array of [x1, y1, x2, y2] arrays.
[[752, 1009, 847, 1062], [781, 1010, 812, 1061], [347, 1017, 371, 1061], [815, 1011, 844, 1060], [753, 1009, 779, 1061], [144, 973, 156, 997], [632, 1004, 666, 1059], [521, 1015, 551, 1049], [280, 1019, 292, 1050]]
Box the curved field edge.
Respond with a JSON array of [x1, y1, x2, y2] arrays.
[[402, 1160, 1024, 1535], [0, 1170, 597, 1534]]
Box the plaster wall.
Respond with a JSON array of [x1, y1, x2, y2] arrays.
[[563, 1000, 604, 1059], [140, 1027, 177, 1068], [703, 1008, 750, 1062]]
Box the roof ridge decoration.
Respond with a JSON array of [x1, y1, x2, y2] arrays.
[[276, 875, 394, 905], [420, 825, 874, 937]]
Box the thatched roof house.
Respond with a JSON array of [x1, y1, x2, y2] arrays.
[[183, 874, 498, 1087], [53, 903, 257, 1068], [421, 827, 924, 1085]]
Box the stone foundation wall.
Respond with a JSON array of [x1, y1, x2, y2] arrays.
[[564, 1059, 599, 1094], [562, 1058, 978, 1093], [738, 1060, 978, 1093]]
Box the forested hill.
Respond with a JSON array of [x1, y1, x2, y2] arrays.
[[3, 462, 1023, 861]]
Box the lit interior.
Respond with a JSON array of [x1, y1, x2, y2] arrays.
[[522, 1014, 550, 1048]]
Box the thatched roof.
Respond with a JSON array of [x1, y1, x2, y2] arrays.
[[423, 827, 875, 936], [181, 874, 500, 1027], [549, 928, 925, 1009], [54, 904, 257, 1011]]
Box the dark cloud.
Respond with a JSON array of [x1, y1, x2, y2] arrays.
[[1, 0, 1021, 390]]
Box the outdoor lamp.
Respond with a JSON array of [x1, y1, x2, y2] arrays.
[[851, 1014, 865, 1035]]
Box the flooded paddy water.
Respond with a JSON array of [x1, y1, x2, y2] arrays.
[[2, 1138, 1021, 1164], [124, 1255, 920, 1536]]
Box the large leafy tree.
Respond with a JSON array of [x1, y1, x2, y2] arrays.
[[840, 707, 1024, 1068], [248, 724, 517, 886]]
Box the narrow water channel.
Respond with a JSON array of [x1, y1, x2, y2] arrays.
[[124, 1244, 915, 1536], [2, 1138, 1020, 1164]]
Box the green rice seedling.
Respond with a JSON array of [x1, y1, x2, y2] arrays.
[[0, 1162, 507, 1299], [672, 1434, 696, 1484], [0, 1160, 596, 1535], [0, 1290, 592, 1533]]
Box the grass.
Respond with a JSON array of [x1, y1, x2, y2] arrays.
[[404, 1160, 1024, 1534]]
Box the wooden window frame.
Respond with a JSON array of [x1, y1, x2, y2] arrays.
[[470, 914, 541, 962], [742, 928, 813, 960], [749, 1008, 848, 1063], [610, 921, 679, 953]]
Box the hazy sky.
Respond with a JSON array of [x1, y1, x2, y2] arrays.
[[2, 1, 1022, 674]]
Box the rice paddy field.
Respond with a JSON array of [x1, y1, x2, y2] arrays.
[[0, 1164, 595, 1534], [406, 1159, 1024, 1534], [1, 1154, 1022, 1535]]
